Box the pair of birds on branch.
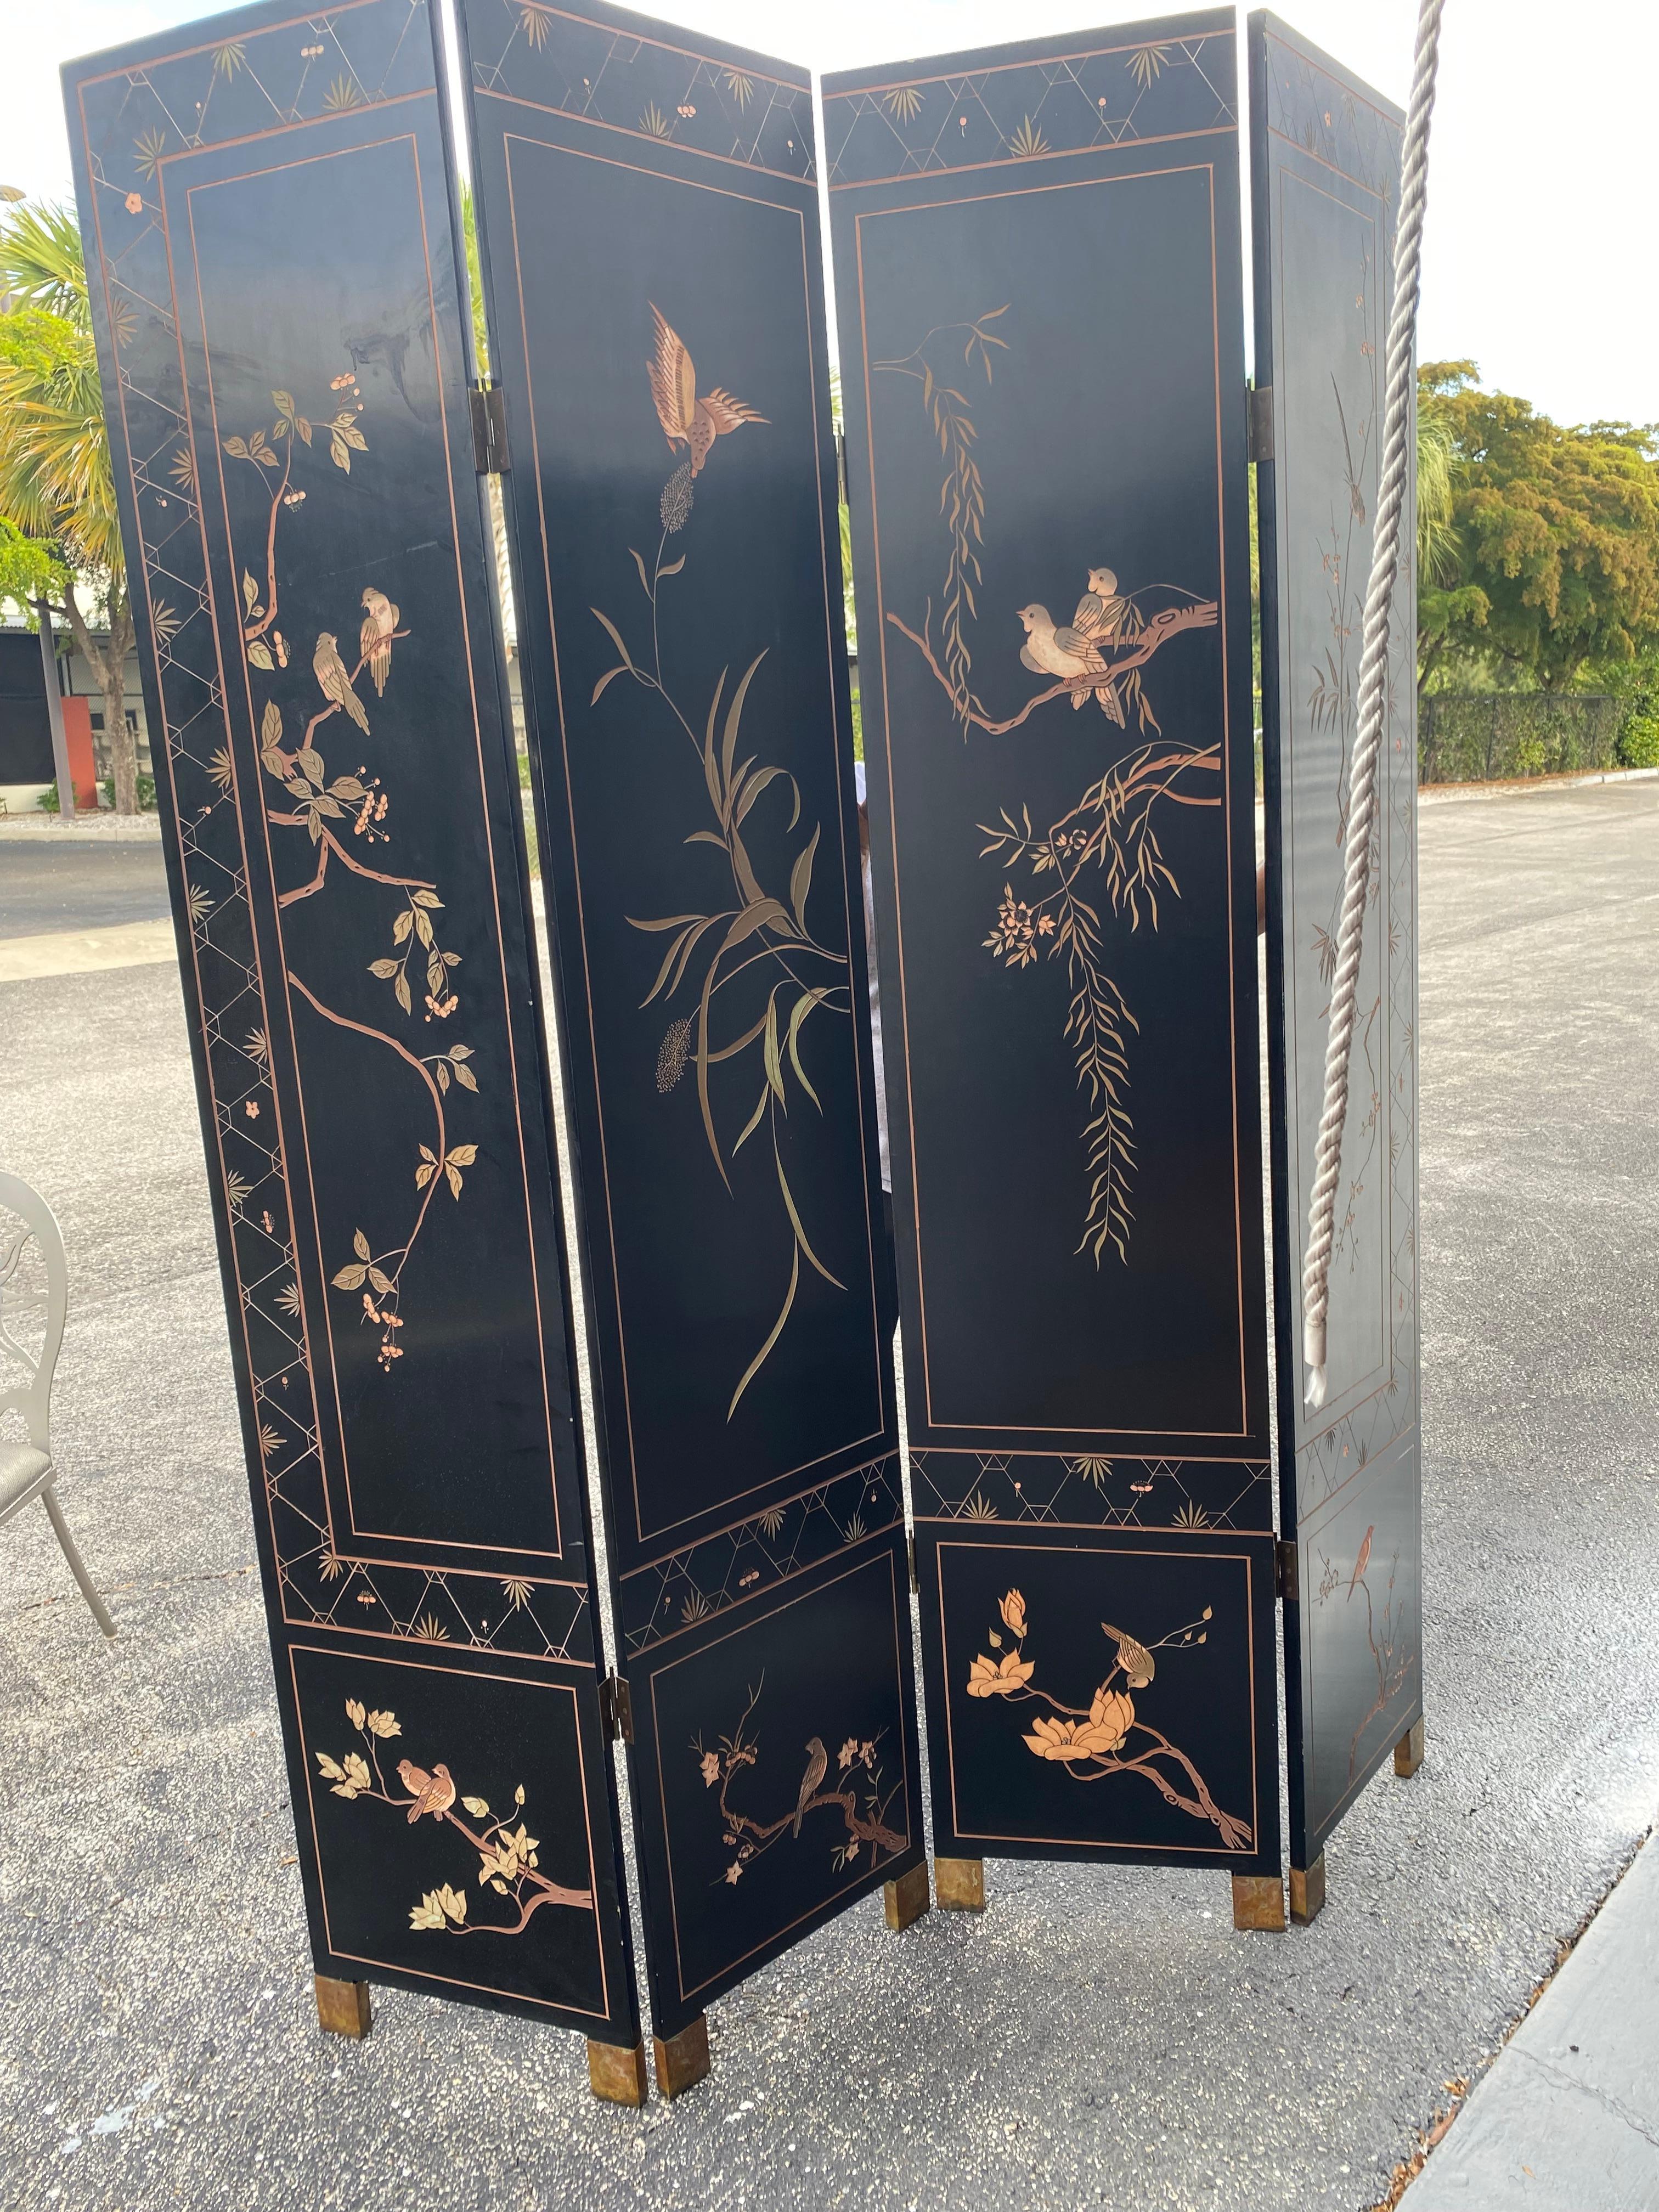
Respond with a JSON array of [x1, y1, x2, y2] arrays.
[[1017, 568, 1133, 721], [310, 587, 402, 736]]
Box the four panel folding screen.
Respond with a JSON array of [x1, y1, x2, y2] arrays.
[[63, 0, 1423, 2097]]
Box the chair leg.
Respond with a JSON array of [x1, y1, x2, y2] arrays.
[[40, 1485, 116, 1638]]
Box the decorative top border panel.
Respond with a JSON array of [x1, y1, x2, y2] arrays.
[[464, 0, 815, 182], [70, 0, 435, 162], [822, 9, 1234, 189], [1253, 9, 1403, 202]]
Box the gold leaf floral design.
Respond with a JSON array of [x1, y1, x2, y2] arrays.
[[692, 1681, 904, 1887], [1008, 117, 1048, 159], [589, 313, 853, 1415], [223, 382, 483, 1373], [963, 1589, 1246, 1848], [316, 1695, 594, 1936], [882, 86, 924, 124], [881, 306, 1224, 1260]]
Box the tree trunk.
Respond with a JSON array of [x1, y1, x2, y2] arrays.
[[103, 657, 138, 813]]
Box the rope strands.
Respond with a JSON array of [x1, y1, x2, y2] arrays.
[[1300, 0, 1446, 1409]]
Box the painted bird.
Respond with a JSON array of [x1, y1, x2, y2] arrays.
[[397, 1757, 456, 1824], [314, 631, 370, 734], [1102, 1623, 1156, 1689], [1347, 1525, 1375, 1598], [1072, 566, 1130, 646], [1072, 568, 1133, 723], [647, 304, 768, 477], [1017, 603, 1107, 709], [359, 588, 400, 697], [792, 1736, 828, 1838]]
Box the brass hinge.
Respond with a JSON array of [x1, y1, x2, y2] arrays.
[[599, 1671, 634, 1745], [1276, 1539, 1300, 1604], [1248, 383, 1275, 465], [836, 427, 849, 509], [470, 380, 510, 475], [907, 1532, 918, 1593]]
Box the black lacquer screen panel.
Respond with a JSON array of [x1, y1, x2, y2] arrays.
[[64, 0, 637, 2043], [455, 0, 921, 2037], [1249, 12, 1423, 1868], [827, 12, 1279, 1874]]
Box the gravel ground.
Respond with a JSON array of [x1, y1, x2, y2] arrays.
[[0, 779, 1656, 2212]]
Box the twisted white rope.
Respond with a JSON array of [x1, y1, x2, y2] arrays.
[[1300, 0, 1446, 1409]]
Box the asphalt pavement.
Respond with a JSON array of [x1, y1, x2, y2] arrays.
[[0, 837, 170, 937], [1, 779, 1657, 2212]]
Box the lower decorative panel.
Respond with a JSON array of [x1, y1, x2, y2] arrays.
[[1286, 1434, 1423, 1864], [287, 1641, 636, 2040], [625, 1537, 924, 2039], [917, 1527, 1281, 1874]]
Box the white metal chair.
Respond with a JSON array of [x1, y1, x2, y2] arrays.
[[0, 1172, 115, 1638]]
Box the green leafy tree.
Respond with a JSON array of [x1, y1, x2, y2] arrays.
[[0, 201, 140, 811], [1417, 361, 1659, 697]]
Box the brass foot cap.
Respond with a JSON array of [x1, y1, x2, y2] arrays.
[[588, 2038, 648, 2107], [934, 1855, 986, 1912], [884, 1860, 932, 1931], [1395, 1717, 1425, 1778], [653, 2013, 710, 2100], [1231, 1874, 1287, 1932], [1289, 1855, 1327, 1926], [314, 1974, 372, 2040]]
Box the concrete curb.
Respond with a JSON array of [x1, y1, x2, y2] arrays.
[[1418, 765, 1659, 806]]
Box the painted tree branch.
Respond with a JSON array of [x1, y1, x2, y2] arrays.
[[887, 599, 1218, 735]]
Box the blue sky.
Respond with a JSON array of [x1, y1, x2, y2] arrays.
[[10, 0, 1655, 431]]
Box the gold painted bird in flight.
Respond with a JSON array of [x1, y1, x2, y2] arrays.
[[314, 631, 369, 734], [647, 304, 768, 477], [792, 1736, 828, 1837], [359, 588, 400, 698], [397, 1758, 456, 1825]]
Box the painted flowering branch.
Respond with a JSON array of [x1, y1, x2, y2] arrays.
[[692, 1680, 906, 1887], [315, 1696, 594, 1937], [223, 385, 479, 1370], [965, 1589, 1251, 1852]]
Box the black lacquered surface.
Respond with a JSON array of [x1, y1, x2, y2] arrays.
[[1250, 10, 1423, 1865], [65, 0, 636, 2042], [828, 11, 1278, 1872], [457, 0, 921, 2036]]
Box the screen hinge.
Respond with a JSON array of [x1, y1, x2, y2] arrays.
[[907, 1531, 918, 1593], [599, 1670, 634, 1744], [470, 380, 510, 475], [1248, 383, 1275, 465], [1276, 1539, 1300, 1604], [836, 426, 849, 509]]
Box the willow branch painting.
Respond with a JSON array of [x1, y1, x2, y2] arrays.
[[964, 1588, 1251, 1851], [314, 1695, 594, 1937], [876, 309, 1221, 1263], [692, 1679, 906, 1887], [590, 306, 851, 1416], [219, 376, 479, 1372]]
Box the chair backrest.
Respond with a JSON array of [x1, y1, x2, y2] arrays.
[[0, 1173, 67, 1451]]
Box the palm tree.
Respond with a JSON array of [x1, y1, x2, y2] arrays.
[[0, 200, 140, 812], [1417, 408, 1460, 588]]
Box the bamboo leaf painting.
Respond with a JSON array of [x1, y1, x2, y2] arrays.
[[591, 306, 852, 1416]]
